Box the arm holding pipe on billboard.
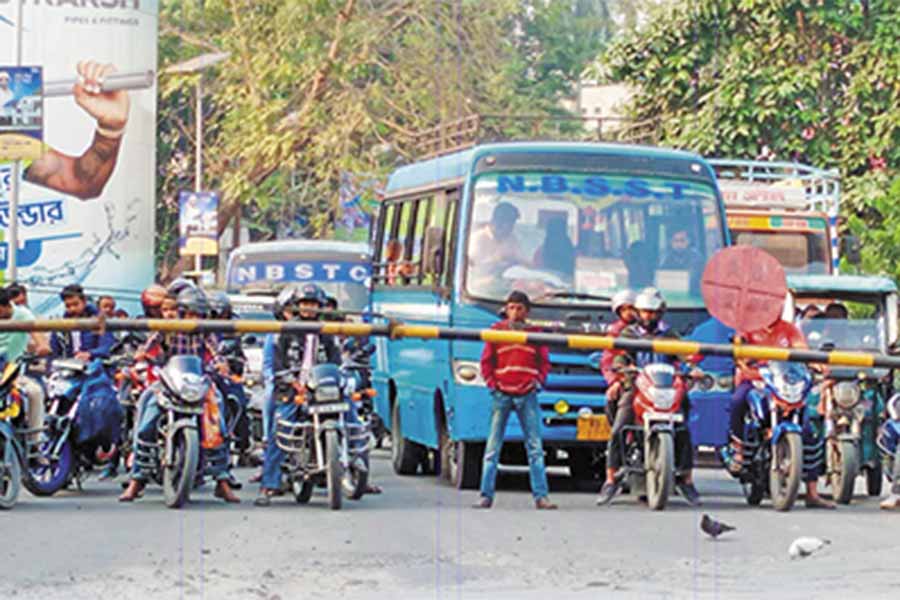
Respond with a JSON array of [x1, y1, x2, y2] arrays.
[[25, 62, 151, 201], [2, 318, 900, 370]]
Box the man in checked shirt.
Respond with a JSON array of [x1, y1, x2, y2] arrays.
[[119, 287, 240, 503]]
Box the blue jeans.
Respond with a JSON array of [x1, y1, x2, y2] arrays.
[[130, 386, 229, 483], [479, 390, 549, 501], [262, 381, 275, 443]]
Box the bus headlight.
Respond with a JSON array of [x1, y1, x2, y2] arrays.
[[453, 361, 485, 386], [554, 400, 570, 415]]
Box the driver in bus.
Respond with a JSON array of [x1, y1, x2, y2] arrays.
[[468, 202, 529, 290], [659, 228, 705, 294]]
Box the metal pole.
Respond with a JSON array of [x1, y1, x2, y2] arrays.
[[194, 75, 202, 274], [7, 0, 25, 281]]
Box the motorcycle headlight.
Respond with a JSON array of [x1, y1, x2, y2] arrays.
[[315, 385, 340, 402], [833, 382, 861, 410], [717, 374, 734, 390], [649, 387, 676, 410], [178, 374, 208, 404], [775, 379, 806, 404]]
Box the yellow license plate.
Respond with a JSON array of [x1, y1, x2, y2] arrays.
[[576, 414, 611, 441]]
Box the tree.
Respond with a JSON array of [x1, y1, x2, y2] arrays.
[[601, 0, 900, 279]]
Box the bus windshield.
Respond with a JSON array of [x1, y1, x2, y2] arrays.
[[465, 171, 724, 308], [733, 230, 830, 275]]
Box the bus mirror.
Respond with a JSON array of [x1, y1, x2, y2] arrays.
[[840, 235, 861, 265], [423, 227, 445, 276]]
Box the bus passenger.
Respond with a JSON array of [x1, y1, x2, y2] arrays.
[[468, 202, 529, 290]]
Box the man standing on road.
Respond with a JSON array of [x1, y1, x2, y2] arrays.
[[475, 290, 557, 510]]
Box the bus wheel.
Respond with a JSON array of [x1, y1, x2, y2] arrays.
[[451, 441, 484, 490], [391, 401, 423, 475]]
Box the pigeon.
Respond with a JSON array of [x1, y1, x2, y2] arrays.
[[788, 537, 831, 559], [700, 514, 736, 539]]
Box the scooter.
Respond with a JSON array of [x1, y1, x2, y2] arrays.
[[876, 394, 900, 505]]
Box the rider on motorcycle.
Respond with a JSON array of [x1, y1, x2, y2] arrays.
[[208, 291, 252, 464], [50, 284, 116, 360], [600, 290, 638, 408], [723, 312, 835, 509], [118, 287, 240, 503], [255, 283, 341, 506], [596, 287, 701, 507]]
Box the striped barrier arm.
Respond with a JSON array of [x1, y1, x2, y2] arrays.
[[1, 318, 898, 369]]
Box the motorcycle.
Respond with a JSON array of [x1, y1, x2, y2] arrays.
[[29, 356, 122, 495], [728, 362, 812, 512], [0, 359, 28, 509], [131, 355, 224, 508], [614, 362, 696, 510], [818, 368, 885, 504], [877, 394, 900, 500], [113, 356, 153, 468], [273, 363, 370, 510], [211, 337, 251, 463], [340, 339, 382, 448]]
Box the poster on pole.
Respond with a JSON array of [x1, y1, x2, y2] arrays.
[[178, 190, 219, 256], [0, 2, 158, 316], [0, 65, 43, 161]]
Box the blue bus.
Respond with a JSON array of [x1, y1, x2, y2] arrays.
[[370, 142, 731, 488]]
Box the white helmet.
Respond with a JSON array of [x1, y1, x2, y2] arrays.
[[888, 394, 900, 421], [634, 287, 666, 312], [611, 289, 637, 316]]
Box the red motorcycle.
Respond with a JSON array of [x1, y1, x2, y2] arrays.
[[113, 357, 156, 468], [617, 362, 701, 510]]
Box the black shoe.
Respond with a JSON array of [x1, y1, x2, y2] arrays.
[[227, 473, 243, 490], [676, 482, 702, 507], [596, 481, 620, 506]]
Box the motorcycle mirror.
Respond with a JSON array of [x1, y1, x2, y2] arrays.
[[587, 351, 603, 370], [243, 335, 258, 346]]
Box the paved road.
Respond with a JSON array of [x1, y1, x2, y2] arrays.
[[2, 451, 898, 600]]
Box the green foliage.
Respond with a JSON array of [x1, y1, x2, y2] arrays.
[[155, 0, 616, 276], [601, 0, 900, 279]]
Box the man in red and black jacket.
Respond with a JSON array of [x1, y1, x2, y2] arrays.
[[474, 290, 557, 510]]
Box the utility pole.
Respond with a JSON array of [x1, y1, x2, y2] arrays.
[[7, 0, 24, 281]]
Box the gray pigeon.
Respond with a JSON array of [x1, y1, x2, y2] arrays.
[[700, 514, 736, 539], [789, 537, 831, 559]]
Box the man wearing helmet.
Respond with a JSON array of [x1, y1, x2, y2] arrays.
[[255, 283, 343, 505], [596, 287, 701, 507], [600, 290, 639, 403], [119, 287, 240, 503]]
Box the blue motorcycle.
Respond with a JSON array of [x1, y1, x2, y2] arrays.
[[877, 394, 900, 508], [728, 362, 812, 512], [28, 357, 122, 495]]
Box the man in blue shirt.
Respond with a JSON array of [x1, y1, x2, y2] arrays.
[[50, 284, 115, 360]]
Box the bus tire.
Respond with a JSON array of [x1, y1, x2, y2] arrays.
[[451, 441, 484, 490], [391, 401, 422, 475]]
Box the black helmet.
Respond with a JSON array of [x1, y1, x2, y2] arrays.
[[297, 283, 326, 307], [208, 291, 232, 319], [167, 277, 196, 298], [273, 286, 300, 320], [176, 287, 209, 317]]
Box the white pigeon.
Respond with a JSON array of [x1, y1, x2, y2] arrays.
[[788, 537, 831, 559]]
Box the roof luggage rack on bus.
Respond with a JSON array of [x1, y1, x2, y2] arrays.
[[708, 158, 840, 216], [412, 113, 641, 159]]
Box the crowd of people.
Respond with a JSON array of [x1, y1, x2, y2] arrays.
[[0, 279, 379, 507]]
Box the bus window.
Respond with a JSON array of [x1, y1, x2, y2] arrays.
[[442, 192, 459, 289], [375, 203, 397, 282]]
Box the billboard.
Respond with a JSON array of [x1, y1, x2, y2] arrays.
[[0, 65, 43, 160], [178, 190, 218, 256], [0, 1, 158, 316]]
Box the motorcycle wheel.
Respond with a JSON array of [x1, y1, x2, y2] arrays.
[[163, 427, 199, 509], [742, 481, 764, 506], [0, 438, 22, 510], [830, 439, 859, 505], [866, 461, 883, 497], [343, 456, 369, 501], [770, 432, 802, 512], [645, 431, 674, 511], [292, 479, 315, 504], [23, 438, 73, 497], [325, 429, 342, 510]]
